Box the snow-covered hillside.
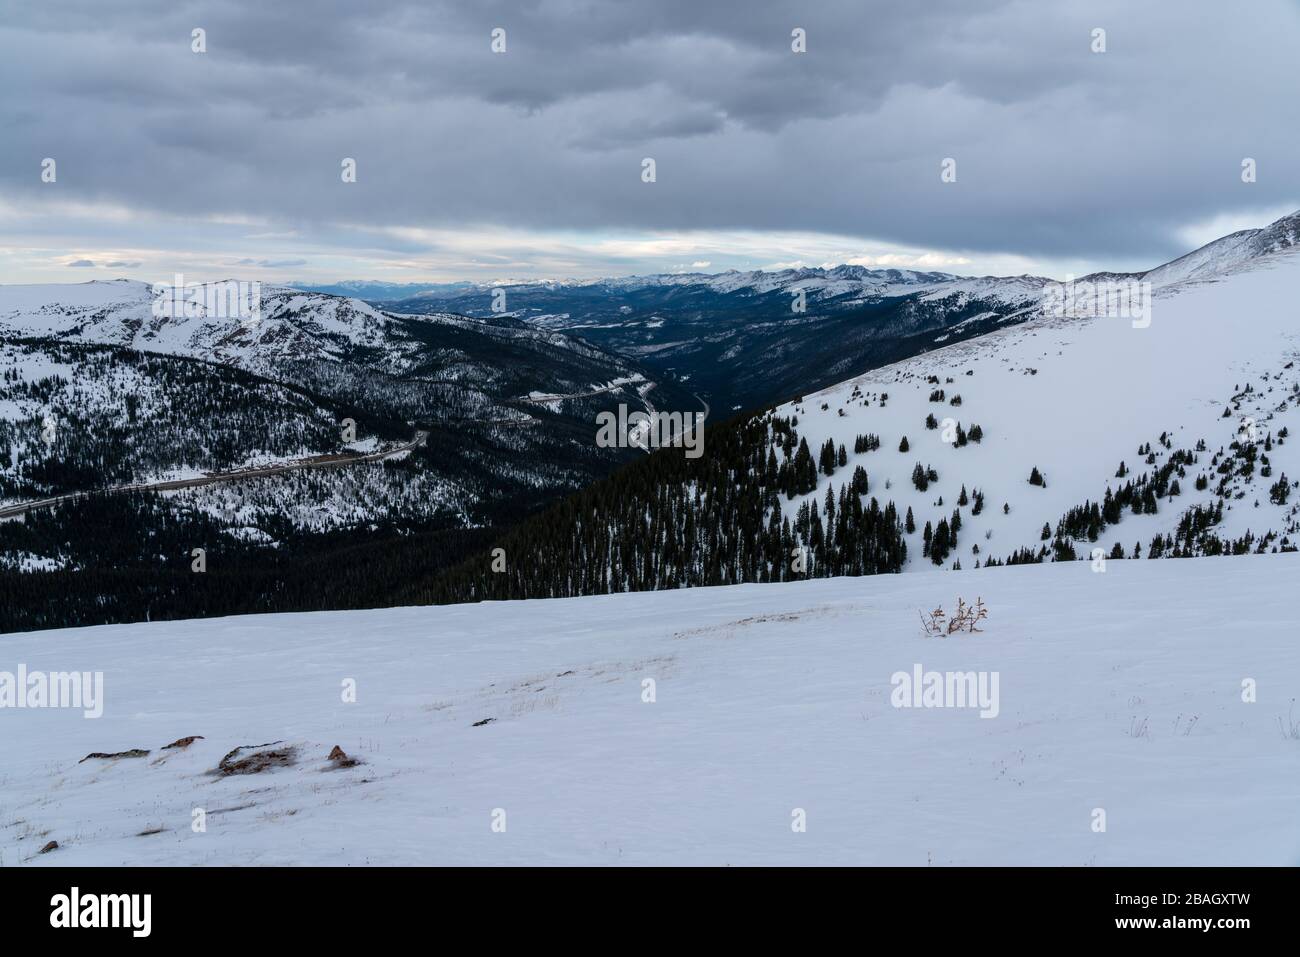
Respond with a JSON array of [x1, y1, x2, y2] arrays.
[[3, 555, 1298, 866], [0, 278, 694, 550], [0, 279, 442, 378], [0, 340, 363, 508], [0, 278, 669, 393], [776, 232, 1300, 569]]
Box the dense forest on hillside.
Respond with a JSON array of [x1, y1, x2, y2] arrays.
[[402, 411, 909, 605], [0, 488, 494, 633]]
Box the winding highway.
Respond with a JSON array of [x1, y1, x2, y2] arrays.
[[0, 431, 428, 520]]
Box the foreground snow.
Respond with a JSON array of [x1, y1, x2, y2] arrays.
[[3, 556, 1298, 866]]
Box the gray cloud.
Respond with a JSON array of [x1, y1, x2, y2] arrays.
[[66, 259, 95, 267], [2, 0, 1298, 278], [233, 258, 308, 268]]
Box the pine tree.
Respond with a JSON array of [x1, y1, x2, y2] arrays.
[[911, 462, 929, 491], [819, 438, 837, 476]]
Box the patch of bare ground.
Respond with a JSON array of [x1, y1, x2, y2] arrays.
[[214, 742, 297, 776]]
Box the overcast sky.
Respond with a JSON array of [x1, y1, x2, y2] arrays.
[[2, 0, 1297, 284]]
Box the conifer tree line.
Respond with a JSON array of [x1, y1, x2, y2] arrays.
[[410, 411, 908, 605]]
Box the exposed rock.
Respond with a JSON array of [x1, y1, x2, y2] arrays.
[[79, 749, 149, 763], [216, 742, 296, 776]]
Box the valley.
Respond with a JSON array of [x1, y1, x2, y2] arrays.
[[3, 211, 1299, 632]]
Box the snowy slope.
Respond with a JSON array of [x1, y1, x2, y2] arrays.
[[776, 237, 1300, 568], [3, 555, 1298, 866], [1143, 210, 1300, 288]]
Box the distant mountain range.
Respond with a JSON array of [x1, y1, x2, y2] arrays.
[[306, 210, 1300, 415]]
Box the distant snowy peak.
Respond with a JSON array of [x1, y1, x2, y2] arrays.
[[424, 265, 1049, 312], [0, 280, 407, 375], [288, 279, 478, 301]]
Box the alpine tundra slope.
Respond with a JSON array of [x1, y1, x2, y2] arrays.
[[3, 555, 1297, 866]]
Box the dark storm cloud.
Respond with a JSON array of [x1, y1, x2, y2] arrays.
[[1, 0, 1297, 272]]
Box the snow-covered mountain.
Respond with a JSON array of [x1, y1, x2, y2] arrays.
[[0, 280, 700, 627], [381, 267, 1049, 414], [382, 263, 1038, 304], [7, 554, 1298, 865], [287, 279, 476, 301], [0, 279, 698, 475], [1143, 210, 1300, 287], [0, 279, 636, 383], [767, 214, 1300, 572], [423, 209, 1300, 607]]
